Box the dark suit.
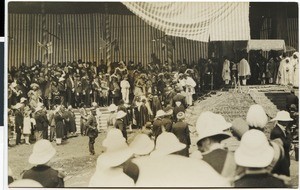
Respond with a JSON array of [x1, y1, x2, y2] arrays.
[[14, 110, 23, 145], [286, 93, 299, 111], [35, 111, 49, 140], [22, 165, 64, 187], [152, 118, 164, 142], [172, 121, 190, 157], [270, 125, 291, 176], [115, 119, 127, 140], [66, 77, 75, 107]]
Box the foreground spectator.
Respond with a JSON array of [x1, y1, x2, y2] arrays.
[[270, 111, 293, 176], [89, 129, 134, 187], [22, 139, 65, 187], [234, 130, 288, 187], [195, 111, 236, 179]]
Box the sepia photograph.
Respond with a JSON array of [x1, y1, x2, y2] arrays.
[[5, 1, 299, 188]]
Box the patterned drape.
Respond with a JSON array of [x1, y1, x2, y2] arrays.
[[123, 2, 251, 42]]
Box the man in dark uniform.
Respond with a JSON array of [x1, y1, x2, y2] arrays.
[[86, 108, 98, 155]]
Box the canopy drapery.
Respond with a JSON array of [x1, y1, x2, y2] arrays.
[[122, 2, 251, 42], [246, 40, 286, 52]]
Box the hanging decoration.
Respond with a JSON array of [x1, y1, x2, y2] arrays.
[[123, 2, 250, 42]]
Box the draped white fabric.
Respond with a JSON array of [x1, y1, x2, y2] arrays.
[[123, 2, 250, 42]]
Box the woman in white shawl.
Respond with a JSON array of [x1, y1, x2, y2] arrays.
[[222, 57, 231, 85], [184, 74, 196, 106], [277, 57, 294, 85], [291, 52, 299, 87]]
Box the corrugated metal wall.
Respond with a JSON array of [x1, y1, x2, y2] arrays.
[[8, 13, 208, 69], [260, 18, 298, 56]]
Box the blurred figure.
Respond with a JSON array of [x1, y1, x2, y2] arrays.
[[270, 111, 293, 176], [171, 112, 191, 157], [86, 108, 99, 155], [22, 139, 65, 187], [234, 130, 288, 188], [89, 129, 134, 187], [195, 111, 236, 179]]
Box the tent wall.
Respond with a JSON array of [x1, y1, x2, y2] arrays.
[[8, 13, 208, 69]]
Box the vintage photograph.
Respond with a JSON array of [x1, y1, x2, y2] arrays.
[[6, 1, 299, 188]]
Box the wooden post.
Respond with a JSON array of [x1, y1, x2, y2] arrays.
[[105, 3, 112, 73], [41, 3, 48, 65]]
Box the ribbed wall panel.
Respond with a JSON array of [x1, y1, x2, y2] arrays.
[[8, 12, 224, 69]]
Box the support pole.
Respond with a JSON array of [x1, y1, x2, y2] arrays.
[[41, 3, 48, 65], [105, 3, 112, 73]]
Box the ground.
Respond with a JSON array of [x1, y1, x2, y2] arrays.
[[8, 91, 299, 187]]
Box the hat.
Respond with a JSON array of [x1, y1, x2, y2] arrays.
[[175, 101, 182, 107], [108, 104, 118, 112], [35, 103, 44, 112], [20, 97, 27, 103], [163, 105, 173, 116], [12, 103, 23, 109], [96, 148, 133, 169], [150, 132, 186, 157], [28, 139, 56, 165], [10, 82, 17, 88], [271, 111, 293, 121], [129, 134, 155, 155], [176, 112, 185, 120], [196, 111, 231, 142], [9, 179, 43, 188], [59, 77, 65, 82], [102, 128, 126, 150], [155, 110, 166, 118], [246, 104, 268, 128], [30, 83, 39, 89], [231, 118, 249, 138], [234, 129, 274, 168], [116, 110, 127, 119], [91, 102, 98, 107], [100, 129, 133, 168]]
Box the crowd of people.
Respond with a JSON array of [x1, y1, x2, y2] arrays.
[[7, 50, 299, 188], [8, 103, 298, 187]]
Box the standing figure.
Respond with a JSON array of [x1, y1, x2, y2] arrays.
[[291, 52, 299, 88], [13, 103, 24, 145], [66, 74, 75, 107], [277, 57, 294, 85], [86, 109, 99, 155], [54, 106, 65, 145], [238, 57, 251, 85], [184, 74, 196, 106], [171, 112, 191, 157], [23, 107, 35, 145], [120, 76, 130, 104], [222, 57, 231, 85], [115, 110, 128, 140]]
